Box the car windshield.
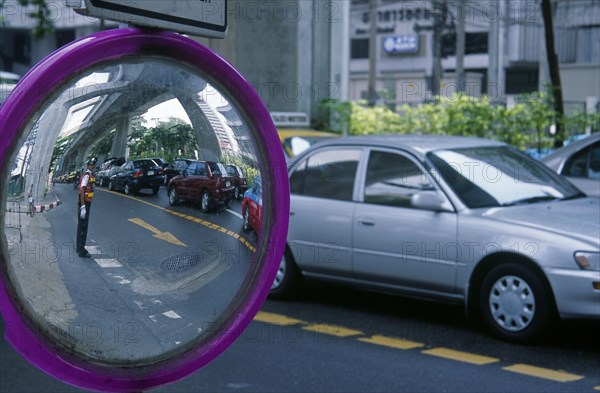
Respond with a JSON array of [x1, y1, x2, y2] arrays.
[[428, 146, 583, 209], [209, 162, 227, 176], [228, 166, 242, 177]]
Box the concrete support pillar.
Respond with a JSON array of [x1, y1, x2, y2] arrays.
[[177, 96, 221, 162], [110, 117, 132, 159], [24, 103, 69, 203]]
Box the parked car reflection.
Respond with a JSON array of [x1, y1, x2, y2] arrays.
[[273, 135, 600, 343], [542, 133, 600, 197], [242, 176, 262, 233], [226, 164, 249, 200], [167, 160, 234, 212], [108, 158, 164, 195]]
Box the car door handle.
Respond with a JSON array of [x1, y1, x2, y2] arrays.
[[290, 210, 295, 216], [358, 217, 375, 226]]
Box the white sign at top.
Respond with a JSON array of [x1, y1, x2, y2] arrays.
[[75, 0, 227, 38]]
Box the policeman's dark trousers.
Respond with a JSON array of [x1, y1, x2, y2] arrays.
[[76, 202, 91, 253]]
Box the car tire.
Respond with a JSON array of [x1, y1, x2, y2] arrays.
[[152, 186, 159, 195], [269, 247, 302, 299], [108, 180, 114, 191], [124, 183, 134, 195], [200, 190, 211, 213], [242, 208, 251, 232], [168, 188, 179, 206], [479, 263, 554, 344], [234, 187, 240, 200]]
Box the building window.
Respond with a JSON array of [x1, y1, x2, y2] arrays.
[[13, 32, 31, 64], [442, 32, 488, 57], [351, 38, 369, 59], [56, 29, 76, 49], [505, 69, 539, 95]]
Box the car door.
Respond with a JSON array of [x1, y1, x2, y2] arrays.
[[352, 148, 458, 294], [189, 162, 208, 202], [114, 162, 131, 189], [287, 147, 363, 277], [179, 162, 197, 201], [560, 141, 600, 197]]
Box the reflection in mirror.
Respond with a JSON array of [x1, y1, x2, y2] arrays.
[[2, 58, 264, 366]]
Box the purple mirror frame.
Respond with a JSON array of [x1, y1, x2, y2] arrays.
[[0, 28, 289, 392]]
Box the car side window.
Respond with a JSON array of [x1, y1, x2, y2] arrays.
[[363, 150, 434, 208], [186, 162, 197, 175], [196, 164, 207, 176], [290, 148, 361, 201], [563, 145, 591, 178], [588, 143, 600, 179]]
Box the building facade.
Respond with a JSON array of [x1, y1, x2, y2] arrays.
[[349, 0, 599, 111]]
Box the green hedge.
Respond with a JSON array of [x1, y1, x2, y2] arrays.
[[322, 92, 600, 152]]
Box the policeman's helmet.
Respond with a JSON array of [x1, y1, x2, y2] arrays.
[[86, 158, 97, 166]]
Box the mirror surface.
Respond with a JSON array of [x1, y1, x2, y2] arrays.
[[2, 57, 265, 366]]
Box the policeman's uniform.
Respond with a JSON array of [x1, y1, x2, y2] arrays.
[[77, 158, 96, 258]]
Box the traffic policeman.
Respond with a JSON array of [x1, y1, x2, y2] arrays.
[[77, 158, 96, 258]]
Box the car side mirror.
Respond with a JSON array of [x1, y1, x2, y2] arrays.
[[411, 190, 453, 212]]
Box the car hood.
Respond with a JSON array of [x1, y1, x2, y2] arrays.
[[479, 198, 600, 246]]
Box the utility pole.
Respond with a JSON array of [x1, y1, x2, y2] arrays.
[[541, 0, 565, 147], [431, 0, 448, 97], [488, 0, 500, 100], [367, 0, 378, 106], [455, 0, 466, 93]]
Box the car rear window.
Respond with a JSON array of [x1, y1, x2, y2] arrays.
[[134, 160, 157, 168]]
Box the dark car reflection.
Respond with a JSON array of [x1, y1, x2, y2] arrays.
[[108, 158, 165, 195], [167, 160, 234, 212]]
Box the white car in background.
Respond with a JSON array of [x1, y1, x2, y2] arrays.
[[542, 133, 600, 197]]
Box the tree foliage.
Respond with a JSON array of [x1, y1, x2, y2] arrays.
[[128, 117, 199, 163]]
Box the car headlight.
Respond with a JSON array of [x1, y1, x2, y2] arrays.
[[574, 252, 600, 271]]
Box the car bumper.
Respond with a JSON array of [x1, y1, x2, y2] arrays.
[[132, 176, 164, 189], [546, 267, 600, 319], [213, 188, 234, 203]]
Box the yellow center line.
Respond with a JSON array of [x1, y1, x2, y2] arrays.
[[98, 188, 256, 252], [302, 323, 363, 337], [422, 347, 500, 365], [254, 311, 304, 326], [358, 335, 424, 350], [593, 386, 600, 391], [503, 364, 584, 383]]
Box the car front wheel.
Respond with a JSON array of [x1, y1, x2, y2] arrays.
[[242, 208, 251, 232], [269, 248, 301, 299], [200, 191, 211, 213], [168, 188, 178, 206], [234, 187, 240, 200], [108, 180, 114, 191], [479, 263, 554, 343]]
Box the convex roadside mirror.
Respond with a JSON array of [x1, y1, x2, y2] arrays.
[[0, 28, 289, 392]]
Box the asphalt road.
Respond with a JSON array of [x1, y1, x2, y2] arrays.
[[1, 184, 599, 392]]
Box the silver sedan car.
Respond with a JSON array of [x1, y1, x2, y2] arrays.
[[542, 133, 600, 197], [271, 135, 600, 343]]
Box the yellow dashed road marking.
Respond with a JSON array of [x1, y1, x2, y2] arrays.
[[423, 347, 500, 365], [254, 311, 304, 326], [503, 364, 584, 383], [302, 323, 363, 337], [593, 386, 600, 391], [358, 335, 424, 350], [99, 188, 255, 251]]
